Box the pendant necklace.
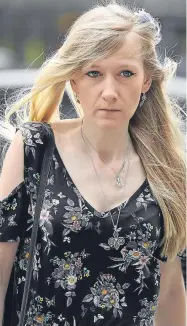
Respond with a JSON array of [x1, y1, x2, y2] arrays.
[[81, 120, 130, 188], [81, 121, 131, 250]]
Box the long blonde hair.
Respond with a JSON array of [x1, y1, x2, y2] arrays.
[[0, 1, 186, 260]]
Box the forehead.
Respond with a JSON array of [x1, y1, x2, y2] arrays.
[[87, 32, 143, 69]]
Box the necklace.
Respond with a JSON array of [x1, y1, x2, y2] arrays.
[[81, 120, 130, 188], [81, 122, 131, 250]]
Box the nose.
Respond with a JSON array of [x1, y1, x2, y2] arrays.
[[101, 75, 118, 102]]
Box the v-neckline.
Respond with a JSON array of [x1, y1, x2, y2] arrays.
[[46, 122, 148, 216]]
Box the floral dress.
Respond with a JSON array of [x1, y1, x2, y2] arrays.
[[0, 122, 172, 326]]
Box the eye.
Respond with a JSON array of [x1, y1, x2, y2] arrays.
[[86, 70, 100, 78], [120, 70, 135, 78]]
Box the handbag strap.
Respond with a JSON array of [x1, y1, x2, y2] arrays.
[[18, 132, 55, 326]]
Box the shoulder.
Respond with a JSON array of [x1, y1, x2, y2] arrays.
[[17, 121, 52, 159], [19, 121, 51, 145], [50, 118, 81, 136]]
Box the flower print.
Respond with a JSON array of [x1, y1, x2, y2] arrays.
[[33, 251, 42, 281], [82, 273, 130, 322], [33, 173, 40, 184], [67, 275, 78, 288], [62, 198, 101, 242], [8, 214, 17, 226], [129, 249, 142, 260], [18, 238, 42, 280], [136, 224, 157, 257], [0, 216, 5, 228], [40, 209, 51, 223], [24, 290, 56, 325], [153, 263, 161, 287], [52, 154, 60, 170], [75, 257, 83, 268], [108, 248, 131, 273], [46, 296, 55, 308], [142, 241, 151, 249], [34, 132, 44, 144], [39, 195, 61, 253], [20, 124, 44, 159], [108, 245, 152, 294], [49, 250, 90, 307], [47, 175, 55, 186], [63, 199, 83, 231], [58, 314, 65, 322], [139, 255, 150, 266], [94, 314, 104, 323], [18, 238, 32, 273], [26, 177, 38, 203], [63, 236, 71, 243], [72, 219, 82, 231], [52, 199, 59, 205], [133, 294, 158, 326], [58, 192, 66, 199], [39, 206, 54, 251], [135, 185, 154, 211], [2, 197, 18, 212], [120, 247, 127, 258]]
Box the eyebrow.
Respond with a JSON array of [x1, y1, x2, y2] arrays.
[[88, 63, 139, 69]]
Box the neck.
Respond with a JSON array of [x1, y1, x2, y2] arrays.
[[80, 119, 132, 163]]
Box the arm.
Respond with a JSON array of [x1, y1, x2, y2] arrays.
[[0, 243, 19, 325], [154, 257, 186, 326], [0, 130, 24, 324]]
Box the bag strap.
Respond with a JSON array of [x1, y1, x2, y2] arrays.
[[18, 132, 54, 326]]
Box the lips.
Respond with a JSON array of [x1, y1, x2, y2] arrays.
[[100, 109, 121, 111]]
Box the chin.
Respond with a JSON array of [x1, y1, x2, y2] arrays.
[[96, 118, 125, 129]]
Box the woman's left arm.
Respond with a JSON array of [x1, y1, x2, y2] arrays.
[[154, 257, 186, 326]]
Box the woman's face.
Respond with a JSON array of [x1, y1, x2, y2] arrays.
[[71, 32, 152, 128]]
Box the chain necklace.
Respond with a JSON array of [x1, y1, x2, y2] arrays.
[[81, 122, 131, 250], [81, 120, 130, 188]]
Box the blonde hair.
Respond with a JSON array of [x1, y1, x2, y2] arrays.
[[0, 1, 186, 260]]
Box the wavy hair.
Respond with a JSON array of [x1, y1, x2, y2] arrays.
[[0, 0, 186, 260]]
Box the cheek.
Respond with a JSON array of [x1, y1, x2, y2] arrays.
[[123, 80, 143, 100]]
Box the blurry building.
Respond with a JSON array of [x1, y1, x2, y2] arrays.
[[0, 0, 186, 116], [0, 0, 185, 74]]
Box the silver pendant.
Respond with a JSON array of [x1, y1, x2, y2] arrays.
[[116, 174, 124, 187], [108, 226, 125, 250]]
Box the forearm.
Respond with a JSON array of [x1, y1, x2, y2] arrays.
[[0, 261, 13, 325], [0, 243, 18, 325], [0, 272, 9, 326], [0, 289, 6, 326], [154, 291, 186, 326]]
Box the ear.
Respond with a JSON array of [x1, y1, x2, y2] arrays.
[[70, 79, 78, 94], [142, 74, 152, 93]]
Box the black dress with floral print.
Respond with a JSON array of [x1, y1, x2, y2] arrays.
[[0, 122, 169, 326]]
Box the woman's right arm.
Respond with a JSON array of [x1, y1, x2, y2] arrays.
[[0, 130, 24, 324], [0, 243, 19, 324]]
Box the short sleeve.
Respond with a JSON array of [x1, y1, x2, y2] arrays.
[[152, 210, 168, 262], [0, 122, 52, 243], [17, 121, 52, 183], [153, 243, 168, 262], [153, 212, 186, 263], [0, 181, 30, 242]]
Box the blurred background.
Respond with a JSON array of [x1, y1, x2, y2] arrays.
[[0, 0, 186, 118]]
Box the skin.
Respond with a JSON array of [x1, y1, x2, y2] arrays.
[[70, 32, 152, 162]]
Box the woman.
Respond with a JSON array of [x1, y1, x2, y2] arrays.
[[0, 2, 186, 326]]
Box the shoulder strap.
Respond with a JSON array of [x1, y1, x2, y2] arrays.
[[18, 132, 54, 326]]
